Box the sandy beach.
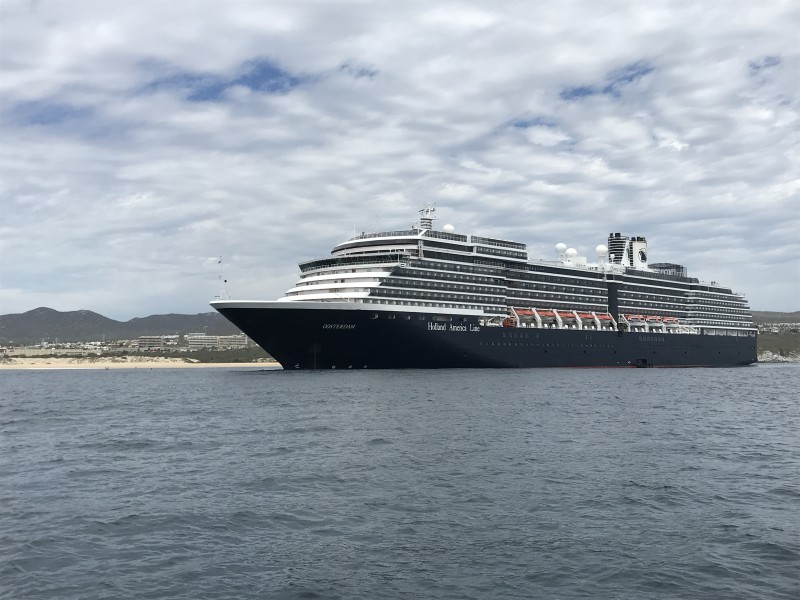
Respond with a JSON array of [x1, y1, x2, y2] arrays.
[[0, 356, 278, 370]]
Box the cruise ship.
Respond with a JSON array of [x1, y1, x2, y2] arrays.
[[211, 206, 757, 369]]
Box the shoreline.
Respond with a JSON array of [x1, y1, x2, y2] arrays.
[[0, 357, 279, 370]]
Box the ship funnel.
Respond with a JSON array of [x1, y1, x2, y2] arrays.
[[631, 237, 648, 270], [607, 233, 629, 265], [607, 234, 648, 269]]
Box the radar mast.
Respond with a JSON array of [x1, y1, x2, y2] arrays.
[[418, 204, 437, 230]]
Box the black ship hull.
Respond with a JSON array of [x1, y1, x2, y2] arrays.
[[213, 303, 757, 369]]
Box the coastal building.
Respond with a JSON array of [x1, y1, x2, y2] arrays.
[[185, 333, 249, 350], [137, 335, 180, 350], [137, 336, 165, 350]]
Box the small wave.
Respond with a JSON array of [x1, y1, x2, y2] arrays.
[[268, 586, 341, 600], [107, 513, 141, 527], [767, 485, 800, 498], [67, 467, 125, 479], [309, 527, 345, 537], [282, 425, 335, 435], [240, 477, 303, 493], [267, 512, 330, 531], [460, 494, 493, 504], [742, 540, 800, 562], [366, 437, 391, 445], [76, 438, 158, 451]]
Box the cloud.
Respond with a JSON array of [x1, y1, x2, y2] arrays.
[[0, 0, 798, 319]]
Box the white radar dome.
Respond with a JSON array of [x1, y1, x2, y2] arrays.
[[566, 247, 578, 258], [595, 244, 608, 256], [442, 224, 455, 234], [555, 243, 567, 254]]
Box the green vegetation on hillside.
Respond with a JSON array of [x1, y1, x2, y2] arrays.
[[758, 332, 800, 357]]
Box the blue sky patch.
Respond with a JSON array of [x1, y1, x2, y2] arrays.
[[8, 100, 93, 126], [602, 61, 654, 96], [508, 116, 557, 129], [234, 59, 307, 94], [748, 55, 781, 76], [607, 61, 654, 86], [560, 60, 654, 101], [143, 58, 309, 102], [339, 62, 378, 79], [559, 86, 596, 101]]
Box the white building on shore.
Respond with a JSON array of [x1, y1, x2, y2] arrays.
[[185, 333, 249, 350]]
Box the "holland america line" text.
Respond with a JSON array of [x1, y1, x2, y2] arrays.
[[428, 322, 481, 332]]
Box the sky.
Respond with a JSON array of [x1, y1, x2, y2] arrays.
[[1, 0, 798, 320]]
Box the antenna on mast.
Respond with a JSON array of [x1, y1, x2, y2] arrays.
[[418, 204, 437, 230], [218, 257, 229, 300]]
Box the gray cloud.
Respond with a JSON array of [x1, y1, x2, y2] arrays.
[[1, 0, 798, 318]]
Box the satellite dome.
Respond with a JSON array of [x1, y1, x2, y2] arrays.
[[442, 224, 455, 234], [566, 247, 578, 258], [555, 243, 567, 254], [595, 244, 608, 256]]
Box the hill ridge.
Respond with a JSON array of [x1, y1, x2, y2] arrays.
[[0, 307, 241, 344]]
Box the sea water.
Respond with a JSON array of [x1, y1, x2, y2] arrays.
[[1, 365, 798, 599]]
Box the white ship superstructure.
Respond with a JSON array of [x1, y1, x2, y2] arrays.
[[280, 206, 754, 336]]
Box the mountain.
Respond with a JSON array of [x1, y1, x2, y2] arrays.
[[0, 307, 241, 344]]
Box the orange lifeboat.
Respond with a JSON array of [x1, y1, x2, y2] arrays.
[[502, 317, 516, 327], [662, 317, 679, 324], [627, 314, 645, 321], [515, 309, 536, 316], [537, 310, 556, 319], [596, 314, 613, 321], [577, 312, 596, 320], [645, 316, 663, 322]]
